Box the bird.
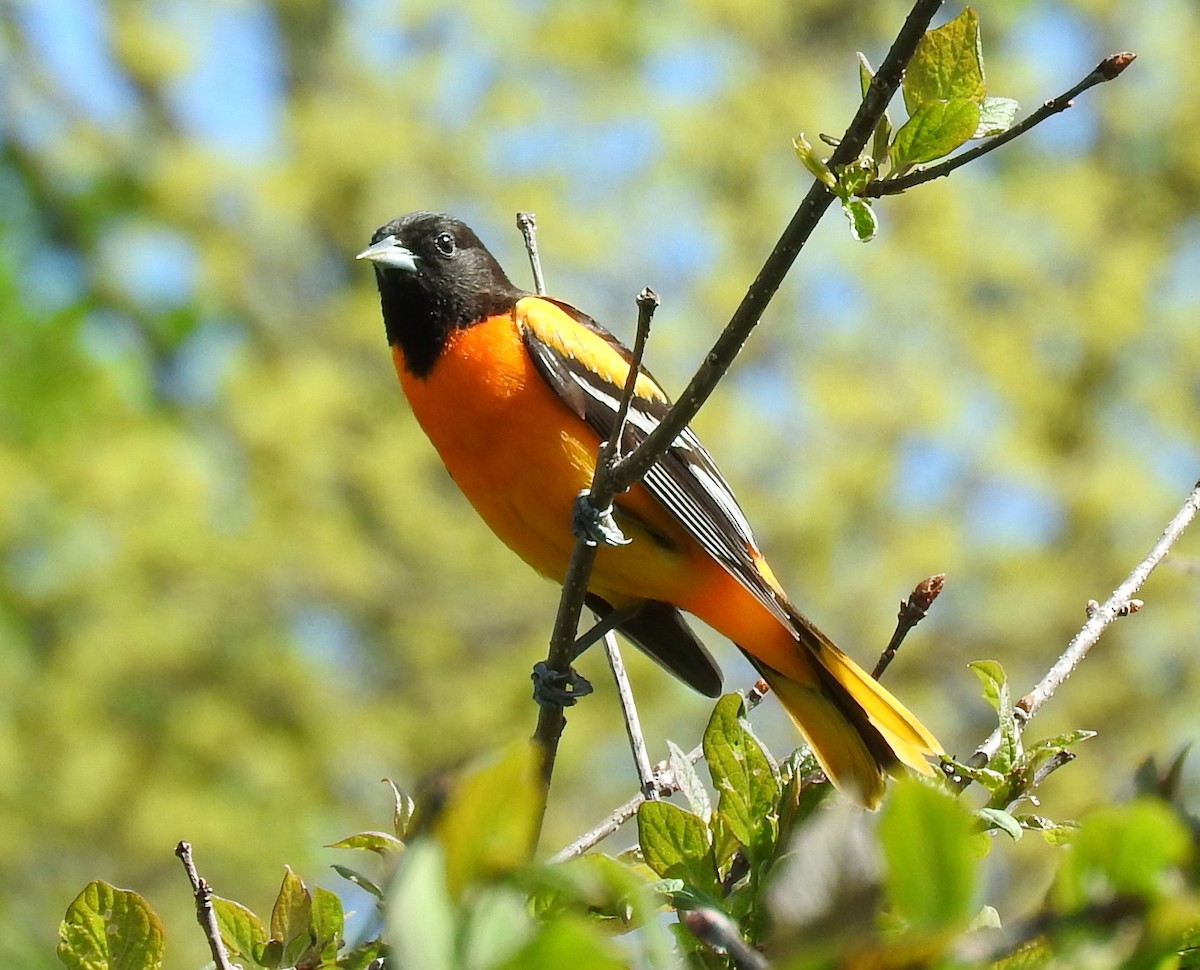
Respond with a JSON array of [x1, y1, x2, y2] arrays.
[[358, 211, 942, 807]]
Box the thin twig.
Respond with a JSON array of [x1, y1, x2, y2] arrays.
[[516, 211, 545, 296], [681, 908, 770, 970], [531, 289, 659, 839], [972, 479, 1200, 767], [602, 626, 659, 801], [872, 573, 945, 680], [866, 52, 1136, 198], [549, 682, 770, 863], [175, 841, 236, 970]]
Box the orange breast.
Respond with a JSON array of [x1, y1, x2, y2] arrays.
[[394, 314, 701, 597]]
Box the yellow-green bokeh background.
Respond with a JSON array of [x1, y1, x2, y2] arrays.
[[2, 1, 1198, 964]]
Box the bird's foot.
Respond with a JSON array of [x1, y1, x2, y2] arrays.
[[531, 661, 594, 708], [572, 491, 630, 547]]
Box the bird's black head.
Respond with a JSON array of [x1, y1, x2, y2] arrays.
[[357, 211, 525, 377]]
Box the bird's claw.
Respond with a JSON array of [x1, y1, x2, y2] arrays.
[[531, 662, 594, 708], [572, 491, 630, 547]]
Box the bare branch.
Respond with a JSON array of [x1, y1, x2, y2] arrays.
[[603, 627, 659, 801], [872, 573, 945, 680], [175, 841, 236, 970], [681, 907, 770, 970], [866, 52, 1137, 198], [516, 211, 546, 295], [972, 479, 1200, 767]]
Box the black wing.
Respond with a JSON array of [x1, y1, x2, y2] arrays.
[[517, 296, 799, 638]]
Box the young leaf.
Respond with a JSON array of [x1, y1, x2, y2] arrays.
[[667, 739, 711, 821], [858, 52, 893, 164], [902, 7, 986, 113], [327, 831, 406, 856], [976, 96, 1019, 137], [976, 807, 1023, 841], [889, 99, 980, 174], [270, 867, 313, 969], [57, 882, 165, 970], [211, 896, 268, 967], [842, 198, 878, 243], [637, 800, 719, 898], [793, 133, 837, 189], [969, 659, 1022, 774], [702, 694, 780, 869], [1051, 799, 1191, 913], [388, 840, 457, 970], [309, 886, 344, 966], [433, 740, 543, 897], [384, 777, 416, 839], [878, 778, 980, 930], [493, 916, 628, 970], [331, 865, 384, 900], [460, 887, 534, 970]]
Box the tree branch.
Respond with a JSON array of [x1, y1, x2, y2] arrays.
[[175, 841, 236, 970], [610, 0, 948, 493], [972, 479, 1200, 767], [532, 0, 948, 847], [531, 289, 658, 834], [865, 52, 1136, 198], [872, 573, 945, 679]]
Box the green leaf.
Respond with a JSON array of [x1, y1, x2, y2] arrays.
[[637, 800, 718, 897], [976, 807, 1023, 841], [327, 831, 406, 855], [969, 905, 1003, 931], [702, 693, 780, 869], [1052, 799, 1191, 913], [969, 660, 1021, 774], [878, 778, 980, 930], [330, 865, 384, 900], [525, 852, 654, 929], [433, 741, 542, 897], [492, 916, 627, 970], [460, 887, 534, 970], [270, 867, 313, 969], [388, 840, 456, 970], [857, 53, 893, 164], [903, 7, 986, 113], [667, 740, 711, 821], [337, 940, 386, 970], [211, 896, 268, 967], [1014, 814, 1079, 846], [384, 777, 416, 840], [793, 133, 836, 189], [57, 882, 165, 970], [310, 886, 344, 966], [976, 96, 1019, 137], [889, 98, 980, 174], [841, 197, 878, 243]]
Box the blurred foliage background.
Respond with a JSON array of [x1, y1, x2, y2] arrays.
[[1, 0, 1198, 965]]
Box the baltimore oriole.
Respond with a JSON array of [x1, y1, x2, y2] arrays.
[[358, 211, 942, 807]]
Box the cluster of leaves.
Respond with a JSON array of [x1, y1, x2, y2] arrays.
[[795, 7, 1019, 240], [55, 666, 1200, 970]]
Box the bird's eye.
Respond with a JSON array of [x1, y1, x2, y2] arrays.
[[434, 231, 456, 257]]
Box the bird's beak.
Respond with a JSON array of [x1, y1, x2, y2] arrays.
[[356, 235, 419, 272]]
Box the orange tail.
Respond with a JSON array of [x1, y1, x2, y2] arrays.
[[744, 612, 943, 809]]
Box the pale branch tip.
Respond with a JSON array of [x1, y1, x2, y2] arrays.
[[972, 479, 1200, 769], [175, 841, 237, 970]]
